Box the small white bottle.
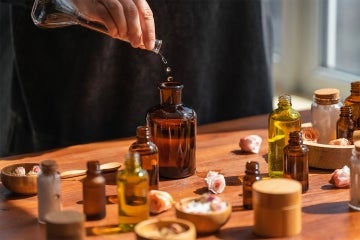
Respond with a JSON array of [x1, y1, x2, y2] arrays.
[[349, 141, 360, 211], [37, 159, 61, 223], [311, 88, 342, 144]]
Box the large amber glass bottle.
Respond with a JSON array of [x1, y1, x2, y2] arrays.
[[268, 94, 301, 178], [117, 152, 149, 232], [146, 82, 197, 179], [344, 81, 360, 127]]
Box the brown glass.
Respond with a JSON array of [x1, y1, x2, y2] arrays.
[[283, 131, 309, 193], [345, 81, 360, 128], [146, 82, 197, 179], [129, 126, 159, 190], [243, 161, 261, 210], [337, 106, 355, 143], [83, 161, 106, 220]]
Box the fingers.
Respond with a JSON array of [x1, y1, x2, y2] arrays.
[[98, 0, 155, 50], [118, 0, 142, 47], [133, 0, 156, 50], [97, 0, 128, 40]]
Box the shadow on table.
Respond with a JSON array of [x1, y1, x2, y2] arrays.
[[302, 200, 349, 214], [199, 225, 277, 240]]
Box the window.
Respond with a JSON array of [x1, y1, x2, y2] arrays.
[[268, 0, 360, 100]]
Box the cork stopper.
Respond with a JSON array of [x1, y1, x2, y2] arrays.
[[313, 88, 340, 105], [354, 141, 360, 151], [40, 159, 58, 175], [45, 210, 85, 240]]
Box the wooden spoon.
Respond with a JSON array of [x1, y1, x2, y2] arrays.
[[60, 162, 122, 179]]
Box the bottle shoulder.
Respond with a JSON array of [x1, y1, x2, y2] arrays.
[[269, 108, 301, 121]]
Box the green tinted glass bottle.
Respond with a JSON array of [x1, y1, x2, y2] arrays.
[[268, 94, 301, 178], [117, 152, 149, 232]]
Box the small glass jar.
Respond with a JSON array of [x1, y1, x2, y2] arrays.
[[37, 159, 61, 224], [146, 82, 197, 179], [311, 88, 342, 144]]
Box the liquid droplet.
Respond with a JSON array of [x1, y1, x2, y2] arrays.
[[167, 76, 173, 82], [166, 67, 171, 74]]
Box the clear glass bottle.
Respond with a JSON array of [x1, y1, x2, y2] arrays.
[[345, 81, 360, 128], [311, 88, 342, 144], [146, 81, 197, 179], [349, 141, 360, 210], [283, 131, 309, 193], [268, 94, 301, 178], [243, 161, 262, 210], [117, 152, 149, 232], [83, 160, 106, 220], [336, 106, 355, 143], [37, 159, 61, 224], [129, 126, 159, 190], [31, 0, 162, 53]]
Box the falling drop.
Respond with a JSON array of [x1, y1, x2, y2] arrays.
[[167, 76, 173, 82], [166, 67, 171, 74]]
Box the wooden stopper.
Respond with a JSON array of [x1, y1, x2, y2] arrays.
[[45, 210, 85, 240], [252, 178, 302, 237]]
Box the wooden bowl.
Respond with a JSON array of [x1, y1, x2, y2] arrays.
[[305, 141, 353, 170], [1, 163, 39, 195], [175, 196, 232, 234], [134, 218, 196, 240]]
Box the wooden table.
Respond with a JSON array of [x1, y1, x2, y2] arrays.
[[1, 111, 360, 239]]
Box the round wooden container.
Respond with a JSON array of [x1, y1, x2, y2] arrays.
[[305, 141, 353, 170], [252, 179, 302, 238], [45, 210, 85, 240]]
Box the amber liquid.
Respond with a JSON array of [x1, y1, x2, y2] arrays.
[[138, 153, 159, 190], [268, 119, 301, 178], [149, 118, 196, 179]]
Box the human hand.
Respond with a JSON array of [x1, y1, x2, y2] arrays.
[[73, 0, 156, 50]]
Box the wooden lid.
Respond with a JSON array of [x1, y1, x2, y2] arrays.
[[45, 211, 85, 240], [252, 179, 301, 208], [313, 88, 340, 104]]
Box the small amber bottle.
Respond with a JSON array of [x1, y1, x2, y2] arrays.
[[283, 131, 309, 193], [243, 161, 262, 210], [83, 161, 106, 220], [117, 152, 149, 232], [337, 106, 355, 143], [268, 94, 301, 178], [345, 81, 360, 127], [129, 126, 159, 190]]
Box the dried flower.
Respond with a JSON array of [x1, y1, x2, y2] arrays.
[[205, 171, 226, 194], [328, 138, 351, 146], [301, 127, 319, 142]]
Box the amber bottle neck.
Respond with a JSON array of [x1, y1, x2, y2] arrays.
[[159, 82, 183, 105]]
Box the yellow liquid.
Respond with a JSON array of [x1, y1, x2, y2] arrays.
[[268, 119, 301, 178], [117, 173, 149, 232]]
